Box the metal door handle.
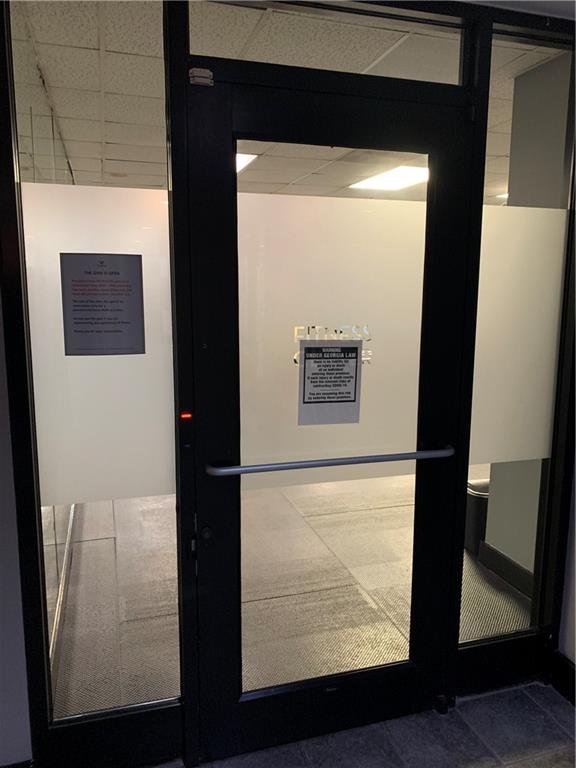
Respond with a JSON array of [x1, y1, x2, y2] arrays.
[[206, 446, 454, 477]]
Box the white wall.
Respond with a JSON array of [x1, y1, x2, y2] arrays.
[[22, 184, 175, 506], [21, 186, 567, 501]]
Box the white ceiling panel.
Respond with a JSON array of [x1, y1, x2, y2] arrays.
[[74, 170, 105, 184], [486, 156, 510, 173], [237, 182, 286, 194], [11, 40, 42, 85], [276, 185, 343, 196], [490, 119, 513, 135], [491, 45, 525, 70], [104, 159, 167, 176], [59, 118, 102, 142], [236, 140, 275, 155], [64, 140, 103, 158], [103, 173, 166, 188], [369, 33, 460, 83], [9, 4, 29, 42], [25, 1, 98, 49], [104, 122, 166, 147], [18, 136, 66, 157], [69, 156, 102, 173], [103, 1, 163, 57], [500, 48, 564, 78], [244, 11, 405, 73], [16, 113, 54, 139], [36, 44, 100, 91], [50, 88, 101, 121], [189, 2, 264, 59], [487, 97, 513, 128], [104, 94, 165, 126], [20, 153, 69, 172], [239, 168, 316, 185], [249, 156, 329, 175], [15, 84, 51, 116], [104, 143, 167, 164], [103, 52, 164, 97], [486, 131, 511, 156], [265, 144, 351, 161]]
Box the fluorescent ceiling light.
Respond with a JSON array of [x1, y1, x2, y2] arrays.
[[236, 153, 257, 173], [496, 193, 509, 199], [350, 165, 429, 191]]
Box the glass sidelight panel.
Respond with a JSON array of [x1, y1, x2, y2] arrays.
[[461, 39, 572, 642], [10, 2, 180, 718], [238, 141, 427, 690], [189, 2, 462, 84]]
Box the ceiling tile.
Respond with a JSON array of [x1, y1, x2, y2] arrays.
[[369, 33, 460, 83], [29, 154, 70, 171], [36, 44, 100, 90], [239, 168, 306, 185], [104, 143, 167, 164], [487, 97, 513, 129], [10, 4, 29, 41], [18, 136, 66, 157], [491, 45, 525, 71], [237, 182, 285, 194], [500, 48, 564, 79], [11, 41, 41, 85], [69, 156, 102, 173], [490, 119, 512, 135], [486, 156, 510, 174], [489, 73, 514, 100], [278, 185, 342, 196], [104, 159, 167, 177], [50, 88, 101, 121], [189, 2, 264, 59], [265, 144, 351, 161], [59, 118, 102, 142], [64, 140, 103, 158], [244, 11, 405, 73], [15, 84, 51, 116], [486, 132, 511, 157], [53, 169, 74, 184], [250, 156, 329, 176], [104, 94, 164, 126], [16, 113, 54, 139], [103, 52, 164, 97], [103, 173, 166, 188], [104, 122, 166, 147], [103, 1, 163, 56], [237, 140, 275, 155], [25, 1, 98, 48], [74, 170, 104, 184]]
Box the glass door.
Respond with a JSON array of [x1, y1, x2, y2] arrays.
[[185, 65, 476, 761]]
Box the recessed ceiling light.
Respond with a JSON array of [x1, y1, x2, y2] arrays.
[[236, 153, 257, 173], [496, 193, 509, 199], [350, 165, 429, 191]]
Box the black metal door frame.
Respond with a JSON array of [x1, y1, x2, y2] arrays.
[[182, 47, 484, 760], [0, 2, 573, 768]]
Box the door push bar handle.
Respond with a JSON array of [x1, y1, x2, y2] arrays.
[[206, 446, 455, 477]]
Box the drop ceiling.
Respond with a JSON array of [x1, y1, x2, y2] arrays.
[[9, 1, 566, 203]]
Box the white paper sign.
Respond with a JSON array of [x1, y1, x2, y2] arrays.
[[298, 340, 362, 425], [60, 253, 145, 356]]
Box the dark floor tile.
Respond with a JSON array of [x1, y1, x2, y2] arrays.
[[384, 710, 500, 768], [208, 742, 310, 768], [301, 723, 404, 768], [507, 745, 575, 767], [458, 689, 573, 764], [524, 684, 575, 738]]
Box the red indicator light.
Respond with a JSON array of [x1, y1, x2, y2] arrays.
[[180, 411, 193, 421]]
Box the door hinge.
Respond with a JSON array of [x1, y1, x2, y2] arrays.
[[189, 67, 214, 86], [190, 536, 197, 555]]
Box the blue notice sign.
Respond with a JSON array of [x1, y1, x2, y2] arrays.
[[60, 253, 145, 356]]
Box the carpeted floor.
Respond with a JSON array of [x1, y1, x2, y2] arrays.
[[51, 474, 531, 719]]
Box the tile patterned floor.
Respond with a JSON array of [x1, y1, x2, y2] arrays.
[[156, 684, 574, 768], [53, 472, 531, 717]]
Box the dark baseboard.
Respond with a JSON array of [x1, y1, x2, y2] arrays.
[[478, 541, 534, 597], [1, 761, 34, 768], [547, 649, 575, 705]]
